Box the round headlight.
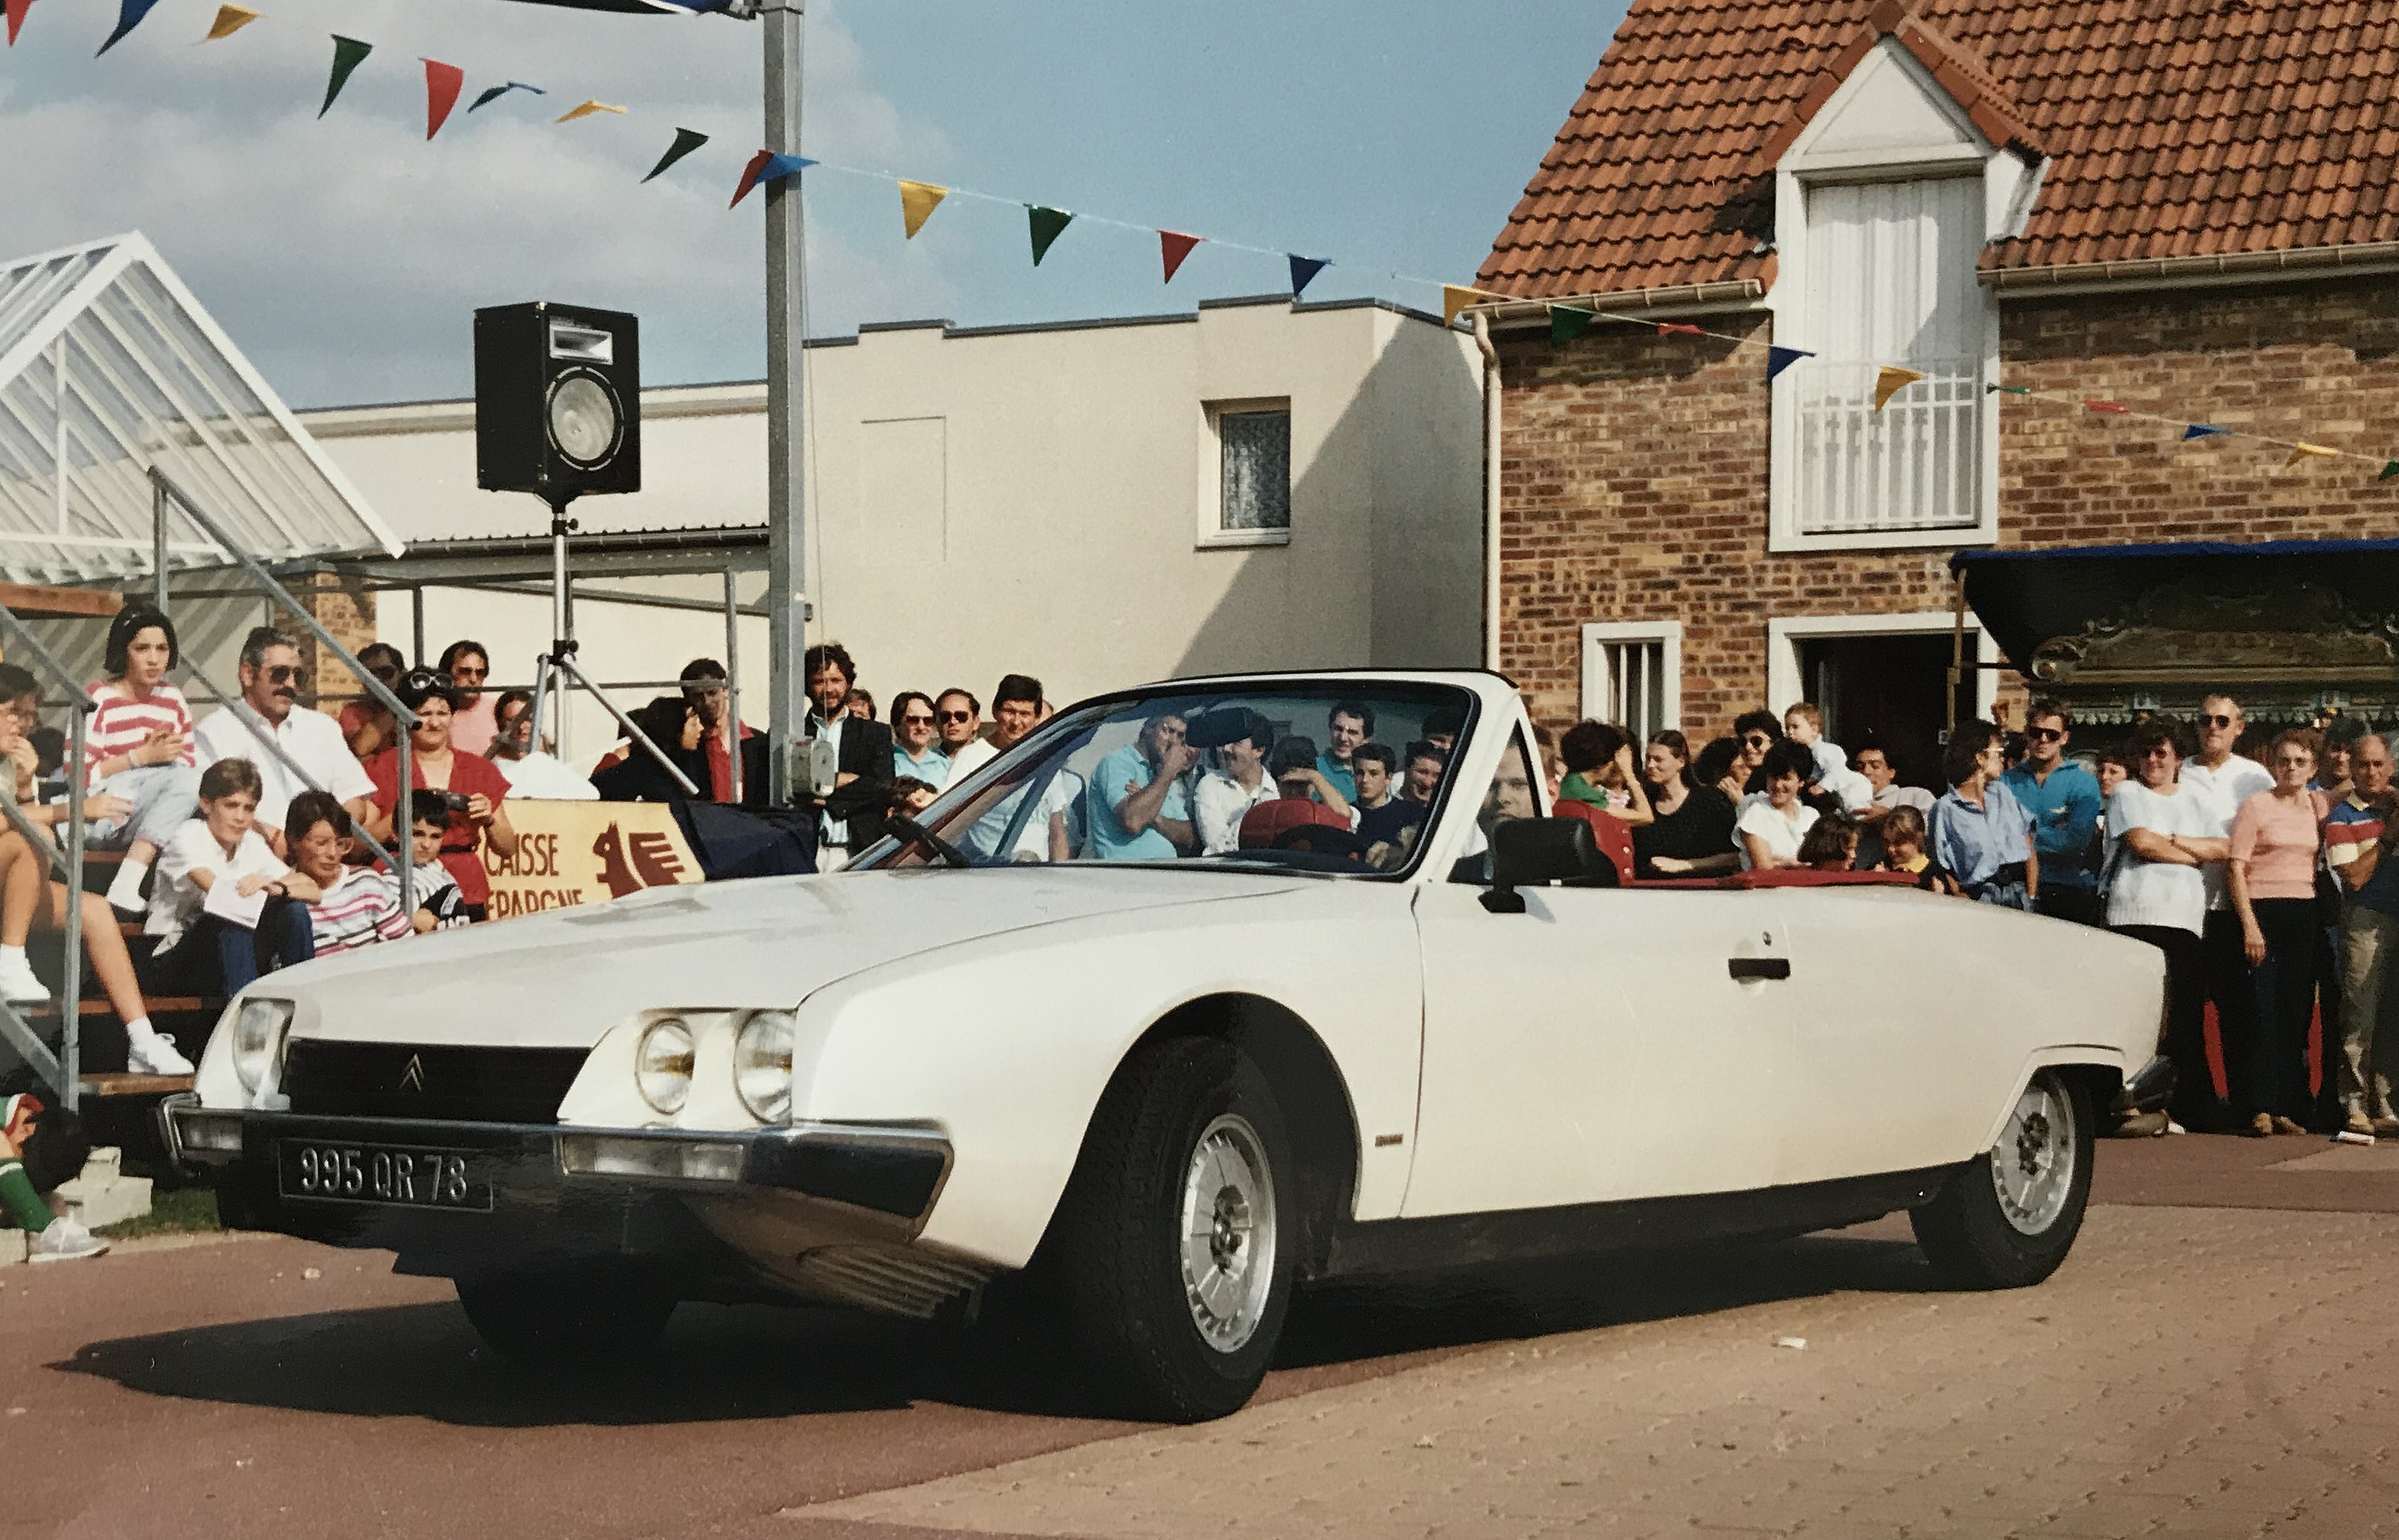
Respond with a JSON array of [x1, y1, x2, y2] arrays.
[[231, 998, 293, 1093], [733, 1011, 796, 1124], [635, 1017, 694, 1115], [546, 372, 620, 467]]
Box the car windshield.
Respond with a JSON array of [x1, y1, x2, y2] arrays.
[[852, 681, 1476, 876]]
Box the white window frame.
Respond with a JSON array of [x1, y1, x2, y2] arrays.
[[1766, 40, 2005, 555], [1580, 621, 1682, 734], [1198, 396, 1293, 550], [1764, 610, 1999, 727]]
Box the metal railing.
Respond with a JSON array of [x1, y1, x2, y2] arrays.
[[1792, 356, 1984, 535], [0, 601, 93, 1108]]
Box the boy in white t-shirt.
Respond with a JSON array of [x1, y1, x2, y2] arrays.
[[144, 758, 319, 997]]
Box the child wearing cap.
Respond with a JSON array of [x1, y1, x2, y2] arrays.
[[1, 1093, 107, 1262]]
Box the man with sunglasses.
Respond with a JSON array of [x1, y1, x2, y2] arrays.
[[2001, 698, 2105, 926], [2181, 694, 2275, 1123], [195, 626, 376, 858], [934, 688, 996, 787]]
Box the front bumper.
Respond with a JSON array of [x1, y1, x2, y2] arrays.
[[160, 1094, 952, 1237]]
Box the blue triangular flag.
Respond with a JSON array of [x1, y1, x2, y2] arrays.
[[1766, 345, 1814, 381], [2181, 423, 2229, 441], [469, 80, 547, 111], [758, 152, 813, 184], [96, 0, 161, 54], [1288, 255, 1329, 299]]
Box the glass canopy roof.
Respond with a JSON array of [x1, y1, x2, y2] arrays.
[[0, 232, 401, 587]]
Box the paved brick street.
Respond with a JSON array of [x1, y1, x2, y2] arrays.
[[5, 1137, 2396, 1540]]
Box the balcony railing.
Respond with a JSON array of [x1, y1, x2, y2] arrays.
[[1791, 357, 1984, 536]]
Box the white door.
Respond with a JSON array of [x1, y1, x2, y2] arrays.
[[1405, 882, 1794, 1216]]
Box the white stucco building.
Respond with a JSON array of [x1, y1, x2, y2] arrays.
[[299, 294, 1485, 755]]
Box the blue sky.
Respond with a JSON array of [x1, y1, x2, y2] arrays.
[[1, 0, 1623, 404]]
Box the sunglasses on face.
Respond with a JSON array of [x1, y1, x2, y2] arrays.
[[2202, 714, 2238, 729], [901, 713, 937, 726], [939, 710, 973, 724], [264, 664, 307, 685], [2029, 726, 2064, 743], [1742, 734, 1773, 748], [2144, 746, 2178, 759]]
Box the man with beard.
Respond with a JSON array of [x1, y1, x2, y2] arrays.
[[195, 627, 376, 858]]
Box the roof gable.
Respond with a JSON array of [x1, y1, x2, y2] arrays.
[[1783, 36, 1987, 166], [1479, 0, 2399, 301]]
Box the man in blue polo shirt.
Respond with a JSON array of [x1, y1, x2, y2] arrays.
[[1314, 701, 1372, 804], [2328, 733, 2399, 1136], [2001, 697, 2105, 925], [1087, 712, 1198, 861]]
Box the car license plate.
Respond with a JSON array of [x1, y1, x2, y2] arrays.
[[278, 1140, 492, 1211]]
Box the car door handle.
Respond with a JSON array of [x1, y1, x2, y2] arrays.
[[1728, 957, 1791, 982]]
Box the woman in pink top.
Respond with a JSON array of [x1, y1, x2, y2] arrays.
[[84, 604, 202, 919], [2228, 727, 2329, 1137]]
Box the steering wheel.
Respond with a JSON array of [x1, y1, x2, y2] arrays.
[[1268, 824, 1371, 859]]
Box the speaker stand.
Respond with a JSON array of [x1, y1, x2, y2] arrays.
[[524, 499, 699, 796]]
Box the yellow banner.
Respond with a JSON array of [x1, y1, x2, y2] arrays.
[[899, 178, 949, 238], [479, 800, 702, 921]]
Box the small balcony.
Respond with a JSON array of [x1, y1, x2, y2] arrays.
[[1788, 357, 1986, 538]]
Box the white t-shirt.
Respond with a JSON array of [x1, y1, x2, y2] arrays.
[[1193, 771, 1278, 855], [940, 737, 999, 789], [195, 704, 375, 836], [2105, 780, 2216, 934], [149, 819, 289, 946], [2179, 754, 2274, 911], [1734, 795, 1820, 869], [1815, 764, 1875, 813]]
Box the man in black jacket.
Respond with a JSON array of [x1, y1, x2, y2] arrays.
[[803, 642, 892, 866]]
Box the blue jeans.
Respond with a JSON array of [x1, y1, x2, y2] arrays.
[[146, 898, 314, 997], [88, 764, 201, 850]]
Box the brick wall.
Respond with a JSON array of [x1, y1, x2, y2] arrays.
[[279, 570, 378, 718], [1495, 274, 2399, 739]]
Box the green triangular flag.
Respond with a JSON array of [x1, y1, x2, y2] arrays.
[[320, 35, 372, 117], [1028, 206, 1074, 267], [642, 127, 710, 184], [1987, 383, 2031, 394], [1549, 306, 1596, 348], [2382, 459, 2399, 481]]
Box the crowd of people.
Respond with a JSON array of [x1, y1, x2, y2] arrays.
[[1542, 690, 2395, 1143]]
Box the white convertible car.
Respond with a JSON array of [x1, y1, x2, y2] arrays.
[[166, 671, 2166, 1420]]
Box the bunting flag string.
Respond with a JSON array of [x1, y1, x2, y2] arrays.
[[96, 0, 158, 54], [1549, 306, 1597, 348], [1873, 366, 1926, 412], [469, 81, 544, 111], [200, 4, 256, 42], [555, 99, 625, 123], [1765, 345, 1813, 381], [1160, 231, 1203, 284], [2287, 441, 2338, 467], [1985, 382, 2394, 475], [2182, 424, 2228, 441], [643, 127, 710, 185], [1288, 255, 1329, 299], [2086, 398, 2129, 415], [728, 148, 807, 206], [898, 179, 947, 239], [4, 0, 33, 47], [422, 59, 464, 140], [1027, 206, 1074, 266], [318, 35, 370, 117]]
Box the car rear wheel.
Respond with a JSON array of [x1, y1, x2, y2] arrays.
[[1912, 1070, 2093, 1289], [456, 1266, 676, 1366], [1050, 1035, 1296, 1423]]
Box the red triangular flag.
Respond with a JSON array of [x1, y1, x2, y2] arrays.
[[2085, 398, 2129, 415], [423, 59, 465, 140], [1160, 231, 1203, 284], [5, 0, 33, 45], [1656, 322, 1705, 337], [729, 149, 775, 208]]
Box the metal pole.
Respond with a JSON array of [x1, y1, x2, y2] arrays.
[[724, 565, 743, 806], [763, 0, 809, 809], [1948, 569, 1967, 738], [410, 585, 426, 665], [559, 654, 700, 795], [152, 477, 170, 616], [63, 701, 85, 1108]]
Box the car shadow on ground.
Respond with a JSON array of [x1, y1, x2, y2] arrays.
[[56, 1227, 1936, 1428]]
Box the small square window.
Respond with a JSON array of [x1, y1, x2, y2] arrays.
[[1217, 408, 1290, 534]]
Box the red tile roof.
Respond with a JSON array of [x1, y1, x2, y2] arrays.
[[1478, 0, 2399, 299]]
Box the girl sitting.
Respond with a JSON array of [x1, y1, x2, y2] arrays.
[[85, 604, 202, 915]]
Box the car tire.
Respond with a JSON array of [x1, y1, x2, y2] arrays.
[[1050, 1035, 1297, 1423], [1912, 1070, 2093, 1289], [455, 1266, 676, 1366]]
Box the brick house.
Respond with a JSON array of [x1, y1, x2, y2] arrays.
[[1470, 0, 2399, 785]]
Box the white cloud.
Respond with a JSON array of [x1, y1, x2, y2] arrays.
[[0, 0, 952, 404]]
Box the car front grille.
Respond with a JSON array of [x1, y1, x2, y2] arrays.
[[282, 1040, 589, 1124]]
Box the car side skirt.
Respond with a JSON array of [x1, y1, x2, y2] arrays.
[[1321, 1164, 1952, 1279]]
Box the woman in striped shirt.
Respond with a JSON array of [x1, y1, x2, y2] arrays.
[[84, 604, 202, 915]]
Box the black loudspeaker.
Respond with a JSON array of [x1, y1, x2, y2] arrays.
[[473, 301, 640, 504]]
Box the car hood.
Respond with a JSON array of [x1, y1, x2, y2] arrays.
[[268, 867, 1308, 1048]]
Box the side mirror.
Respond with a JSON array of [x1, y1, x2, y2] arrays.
[[1482, 816, 1617, 913]]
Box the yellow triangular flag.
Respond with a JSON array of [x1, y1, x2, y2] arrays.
[[203, 4, 260, 40], [1873, 366, 1926, 412], [898, 180, 949, 240], [555, 100, 628, 123], [2285, 441, 2338, 466], [1442, 285, 1494, 327]]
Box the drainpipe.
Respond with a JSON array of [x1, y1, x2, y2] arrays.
[[1474, 312, 1502, 671]]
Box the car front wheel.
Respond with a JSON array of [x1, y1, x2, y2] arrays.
[[1912, 1070, 2093, 1289], [455, 1265, 676, 1366], [1050, 1036, 1297, 1423]]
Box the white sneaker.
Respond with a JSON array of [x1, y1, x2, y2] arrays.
[[0, 954, 49, 1005], [29, 1216, 108, 1263], [127, 1031, 195, 1076]]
